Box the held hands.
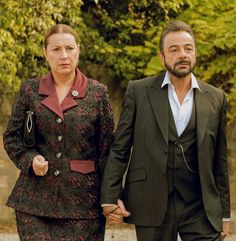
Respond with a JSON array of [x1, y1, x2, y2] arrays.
[[103, 199, 131, 224], [32, 155, 48, 176], [221, 221, 230, 240]]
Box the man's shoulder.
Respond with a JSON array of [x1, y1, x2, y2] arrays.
[[129, 73, 164, 88], [198, 80, 224, 96]]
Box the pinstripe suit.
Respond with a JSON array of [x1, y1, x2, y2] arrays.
[[101, 73, 230, 240]]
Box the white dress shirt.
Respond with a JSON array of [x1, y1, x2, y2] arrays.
[[161, 72, 200, 136]]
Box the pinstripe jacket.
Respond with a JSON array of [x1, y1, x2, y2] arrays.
[[3, 68, 114, 219], [100, 73, 230, 231]]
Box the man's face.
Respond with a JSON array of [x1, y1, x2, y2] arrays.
[[160, 31, 196, 78]]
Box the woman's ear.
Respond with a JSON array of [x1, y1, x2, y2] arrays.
[[43, 48, 47, 60]]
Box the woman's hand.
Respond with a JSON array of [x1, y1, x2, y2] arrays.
[[32, 155, 48, 176], [103, 199, 131, 224]]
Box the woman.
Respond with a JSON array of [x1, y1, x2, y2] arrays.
[[3, 24, 114, 241]]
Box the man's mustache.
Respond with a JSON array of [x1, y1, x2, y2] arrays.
[[175, 60, 191, 66]]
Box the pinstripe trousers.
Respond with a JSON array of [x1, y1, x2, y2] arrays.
[[135, 191, 220, 241]]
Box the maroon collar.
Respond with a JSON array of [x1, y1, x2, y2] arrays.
[[38, 68, 88, 119], [38, 68, 88, 98]]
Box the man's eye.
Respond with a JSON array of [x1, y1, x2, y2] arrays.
[[186, 47, 193, 52]]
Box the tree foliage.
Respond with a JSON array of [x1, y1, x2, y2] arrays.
[[0, 0, 236, 122], [0, 0, 82, 97]]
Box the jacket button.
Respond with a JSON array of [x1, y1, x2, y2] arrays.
[[56, 152, 62, 159], [57, 135, 63, 142], [56, 117, 62, 124], [54, 170, 60, 176]]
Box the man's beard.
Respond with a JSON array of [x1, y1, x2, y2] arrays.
[[164, 59, 195, 78]]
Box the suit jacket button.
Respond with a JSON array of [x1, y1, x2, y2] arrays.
[[54, 170, 60, 176], [57, 135, 63, 142], [56, 117, 62, 124], [56, 152, 62, 159]]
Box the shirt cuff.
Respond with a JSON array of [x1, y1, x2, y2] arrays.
[[101, 204, 115, 207], [223, 218, 230, 222]]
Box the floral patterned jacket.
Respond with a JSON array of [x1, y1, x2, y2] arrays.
[[3, 68, 114, 219]]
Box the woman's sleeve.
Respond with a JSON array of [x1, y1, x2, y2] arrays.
[[3, 82, 39, 175], [97, 85, 114, 173]]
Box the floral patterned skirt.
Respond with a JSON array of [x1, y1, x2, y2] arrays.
[[15, 210, 105, 241]]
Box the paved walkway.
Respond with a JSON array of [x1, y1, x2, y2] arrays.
[[0, 226, 236, 241]]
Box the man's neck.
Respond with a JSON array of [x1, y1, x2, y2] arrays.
[[169, 73, 192, 93], [169, 73, 192, 105]]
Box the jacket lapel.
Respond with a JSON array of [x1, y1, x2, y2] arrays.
[[60, 70, 88, 112], [38, 69, 88, 119], [146, 75, 169, 145], [195, 82, 210, 148], [39, 72, 64, 119]]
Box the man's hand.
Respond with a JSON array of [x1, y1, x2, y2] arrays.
[[102, 199, 131, 224], [221, 221, 230, 240]]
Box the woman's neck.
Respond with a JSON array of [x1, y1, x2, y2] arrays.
[[52, 71, 75, 88]]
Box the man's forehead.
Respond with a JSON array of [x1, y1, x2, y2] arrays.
[[164, 31, 195, 47]]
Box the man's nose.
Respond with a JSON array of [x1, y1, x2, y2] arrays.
[[179, 48, 188, 57], [179, 48, 188, 59]]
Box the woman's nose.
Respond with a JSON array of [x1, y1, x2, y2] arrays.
[[60, 49, 68, 58]]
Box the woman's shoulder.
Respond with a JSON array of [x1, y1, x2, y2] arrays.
[[87, 78, 108, 93], [15, 78, 40, 99], [20, 77, 40, 91]]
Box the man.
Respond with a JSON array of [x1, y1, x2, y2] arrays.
[[101, 20, 230, 240]]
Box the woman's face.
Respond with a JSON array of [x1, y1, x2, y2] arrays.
[[44, 33, 80, 76]]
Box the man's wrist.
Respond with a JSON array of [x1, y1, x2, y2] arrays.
[[101, 203, 115, 207], [102, 204, 119, 217]]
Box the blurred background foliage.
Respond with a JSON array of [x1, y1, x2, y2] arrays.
[[0, 0, 236, 123]]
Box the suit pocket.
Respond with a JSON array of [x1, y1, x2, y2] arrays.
[[126, 167, 146, 183], [70, 160, 95, 174]]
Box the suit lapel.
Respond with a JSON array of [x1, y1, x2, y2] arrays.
[[195, 83, 210, 148], [146, 76, 169, 145], [146, 76, 211, 149]]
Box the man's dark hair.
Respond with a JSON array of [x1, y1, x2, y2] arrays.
[[159, 20, 195, 53]]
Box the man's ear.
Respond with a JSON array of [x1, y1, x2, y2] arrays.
[[159, 52, 165, 64]]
